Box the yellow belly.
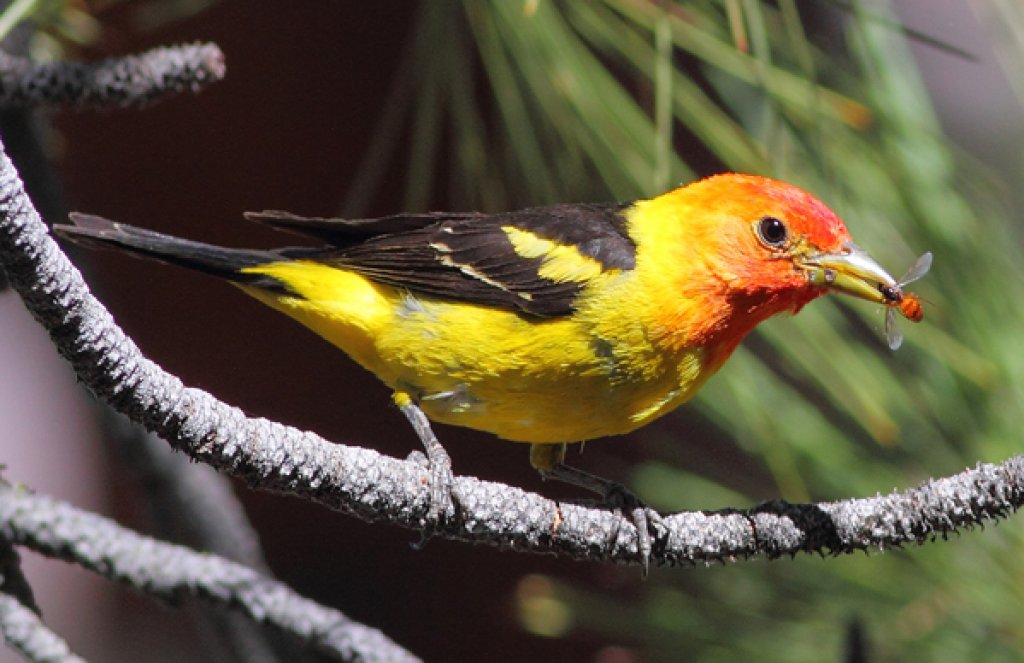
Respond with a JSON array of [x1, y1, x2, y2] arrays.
[[240, 260, 712, 443]]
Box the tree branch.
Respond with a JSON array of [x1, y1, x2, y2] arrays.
[[0, 481, 419, 663], [0, 131, 1020, 571], [0, 538, 86, 662], [0, 594, 85, 663], [101, 411, 313, 663], [0, 43, 225, 110], [102, 410, 271, 572]]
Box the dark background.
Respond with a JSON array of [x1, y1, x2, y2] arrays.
[[52, 3, 639, 661]]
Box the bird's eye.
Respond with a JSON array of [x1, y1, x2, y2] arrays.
[[756, 216, 788, 247]]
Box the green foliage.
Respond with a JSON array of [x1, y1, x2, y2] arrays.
[[0, 0, 100, 56], [355, 1, 1024, 660]]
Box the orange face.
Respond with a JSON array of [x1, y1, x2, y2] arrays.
[[689, 174, 895, 308], [643, 173, 900, 357], [694, 174, 853, 304]]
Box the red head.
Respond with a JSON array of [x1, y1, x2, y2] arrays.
[[630, 173, 897, 361]]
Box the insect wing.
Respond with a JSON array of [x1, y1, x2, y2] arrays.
[[899, 251, 932, 287], [885, 306, 903, 351], [881, 251, 930, 350]]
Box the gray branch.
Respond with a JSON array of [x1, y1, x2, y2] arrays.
[[102, 410, 270, 572], [0, 481, 419, 663], [0, 132, 1021, 570], [0, 594, 85, 663], [0, 539, 86, 662], [0, 43, 225, 109], [101, 411, 307, 663]]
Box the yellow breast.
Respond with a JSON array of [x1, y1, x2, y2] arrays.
[[239, 259, 713, 443]]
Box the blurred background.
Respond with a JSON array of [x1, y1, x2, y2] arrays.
[[2, 1, 1023, 661]]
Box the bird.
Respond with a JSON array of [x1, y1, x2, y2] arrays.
[[54, 173, 907, 573]]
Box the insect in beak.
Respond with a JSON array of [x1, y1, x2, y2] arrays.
[[879, 252, 932, 350], [802, 245, 931, 350]]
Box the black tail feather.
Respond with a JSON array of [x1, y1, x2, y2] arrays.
[[54, 213, 296, 295]]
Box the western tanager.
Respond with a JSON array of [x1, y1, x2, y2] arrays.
[[55, 173, 918, 571]]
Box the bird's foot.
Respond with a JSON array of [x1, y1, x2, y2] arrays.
[[601, 481, 665, 578], [404, 448, 456, 527], [397, 397, 457, 531], [539, 458, 663, 577]]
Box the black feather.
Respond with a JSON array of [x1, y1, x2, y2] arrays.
[[58, 201, 638, 317], [264, 202, 636, 317], [54, 213, 297, 296]]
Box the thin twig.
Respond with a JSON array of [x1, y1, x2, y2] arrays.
[[0, 481, 419, 663], [0, 133, 1021, 569], [0, 43, 225, 109]]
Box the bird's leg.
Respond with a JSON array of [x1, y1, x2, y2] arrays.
[[530, 443, 663, 577], [394, 392, 457, 524]]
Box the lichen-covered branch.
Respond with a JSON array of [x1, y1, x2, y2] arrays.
[[0, 43, 225, 109], [0, 132, 1021, 570], [0, 594, 85, 663], [101, 412, 296, 663], [102, 410, 271, 572], [0, 539, 85, 663], [0, 482, 419, 663]]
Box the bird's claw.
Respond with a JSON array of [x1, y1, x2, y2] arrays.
[[399, 401, 458, 537], [603, 482, 665, 577], [405, 449, 456, 524], [424, 445, 456, 525], [539, 460, 663, 576]]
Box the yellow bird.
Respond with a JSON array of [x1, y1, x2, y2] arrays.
[[55, 173, 908, 570]]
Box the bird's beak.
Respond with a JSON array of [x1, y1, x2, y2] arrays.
[[800, 243, 897, 304]]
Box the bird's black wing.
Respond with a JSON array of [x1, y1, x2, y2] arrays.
[[273, 203, 637, 318]]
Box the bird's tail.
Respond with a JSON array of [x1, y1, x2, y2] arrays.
[[53, 213, 296, 294]]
